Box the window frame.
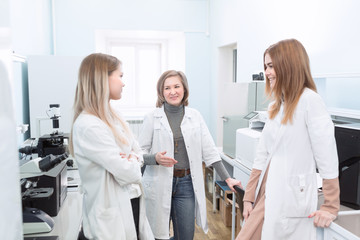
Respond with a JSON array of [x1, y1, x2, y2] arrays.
[[95, 30, 185, 116]]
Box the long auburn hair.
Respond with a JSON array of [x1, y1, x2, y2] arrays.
[[264, 39, 317, 124], [156, 70, 189, 107], [69, 53, 131, 156]]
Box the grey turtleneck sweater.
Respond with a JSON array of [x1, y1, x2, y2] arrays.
[[143, 103, 231, 180]]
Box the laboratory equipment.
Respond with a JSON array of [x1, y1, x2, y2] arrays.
[[235, 128, 262, 170], [247, 81, 268, 113], [335, 123, 360, 209], [222, 81, 268, 158], [19, 104, 68, 158], [22, 207, 54, 235], [37, 104, 68, 157], [20, 154, 66, 234], [235, 111, 267, 169], [222, 115, 248, 158], [20, 154, 68, 217]]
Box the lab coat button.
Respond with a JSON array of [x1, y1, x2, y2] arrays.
[[300, 187, 304, 192]]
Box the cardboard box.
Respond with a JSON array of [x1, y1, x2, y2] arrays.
[[204, 164, 214, 201], [215, 180, 232, 203], [219, 197, 232, 227], [223, 193, 244, 231], [235, 205, 242, 235]]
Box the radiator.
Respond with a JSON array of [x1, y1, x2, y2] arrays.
[[126, 118, 144, 140]]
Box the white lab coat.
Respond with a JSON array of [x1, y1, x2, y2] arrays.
[[138, 106, 220, 239], [252, 88, 338, 240], [0, 59, 23, 239], [72, 112, 154, 240]]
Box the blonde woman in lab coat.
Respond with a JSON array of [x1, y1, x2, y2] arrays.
[[69, 53, 154, 240], [138, 70, 242, 240], [236, 39, 340, 240]]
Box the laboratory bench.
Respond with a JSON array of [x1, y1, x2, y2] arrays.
[[24, 169, 83, 240], [217, 150, 360, 240]]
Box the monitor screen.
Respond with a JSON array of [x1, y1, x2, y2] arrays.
[[243, 111, 258, 120]]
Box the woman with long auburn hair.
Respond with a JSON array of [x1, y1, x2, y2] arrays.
[[236, 39, 340, 240], [69, 53, 155, 240]]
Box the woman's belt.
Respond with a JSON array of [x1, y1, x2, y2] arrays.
[[173, 168, 191, 178]]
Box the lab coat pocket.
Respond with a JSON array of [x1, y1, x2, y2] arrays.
[[142, 175, 156, 200], [284, 173, 317, 218]]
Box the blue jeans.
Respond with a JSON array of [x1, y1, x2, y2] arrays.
[[170, 174, 195, 240]]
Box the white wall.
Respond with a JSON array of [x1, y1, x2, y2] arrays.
[[27, 56, 83, 137], [9, 0, 360, 143], [211, 0, 360, 82], [50, 0, 212, 129], [10, 0, 53, 55], [209, 0, 360, 144]]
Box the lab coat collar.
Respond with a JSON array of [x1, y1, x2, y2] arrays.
[[153, 105, 192, 135], [154, 105, 193, 119]]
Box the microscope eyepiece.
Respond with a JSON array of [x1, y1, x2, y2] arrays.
[[38, 153, 69, 172], [19, 146, 38, 155]]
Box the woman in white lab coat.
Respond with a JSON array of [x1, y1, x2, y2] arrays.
[[236, 39, 340, 240], [138, 70, 242, 240], [69, 53, 154, 240]]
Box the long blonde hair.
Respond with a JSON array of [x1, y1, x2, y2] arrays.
[[264, 39, 317, 124], [69, 53, 131, 155]]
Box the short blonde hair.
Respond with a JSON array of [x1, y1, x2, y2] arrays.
[[156, 70, 189, 107]]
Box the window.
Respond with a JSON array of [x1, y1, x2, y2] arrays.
[[110, 42, 162, 108], [96, 30, 185, 115]]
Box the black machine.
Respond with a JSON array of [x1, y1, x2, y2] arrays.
[[335, 123, 360, 209], [37, 132, 68, 158], [38, 104, 68, 157], [19, 104, 72, 225], [19, 104, 68, 158], [20, 153, 69, 217], [20, 153, 68, 235]]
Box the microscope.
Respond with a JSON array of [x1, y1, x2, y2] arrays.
[[20, 153, 68, 234], [19, 104, 69, 158], [37, 104, 68, 157], [19, 104, 71, 235]]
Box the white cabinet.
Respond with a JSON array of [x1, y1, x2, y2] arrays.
[[233, 162, 251, 189]]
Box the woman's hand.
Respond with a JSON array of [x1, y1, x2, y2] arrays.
[[119, 153, 138, 162], [120, 153, 130, 161], [225, 177, 243, 192], [243, 201, 253, 221], [308, 210, 336, 228], [155, 151, 177, 167]]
